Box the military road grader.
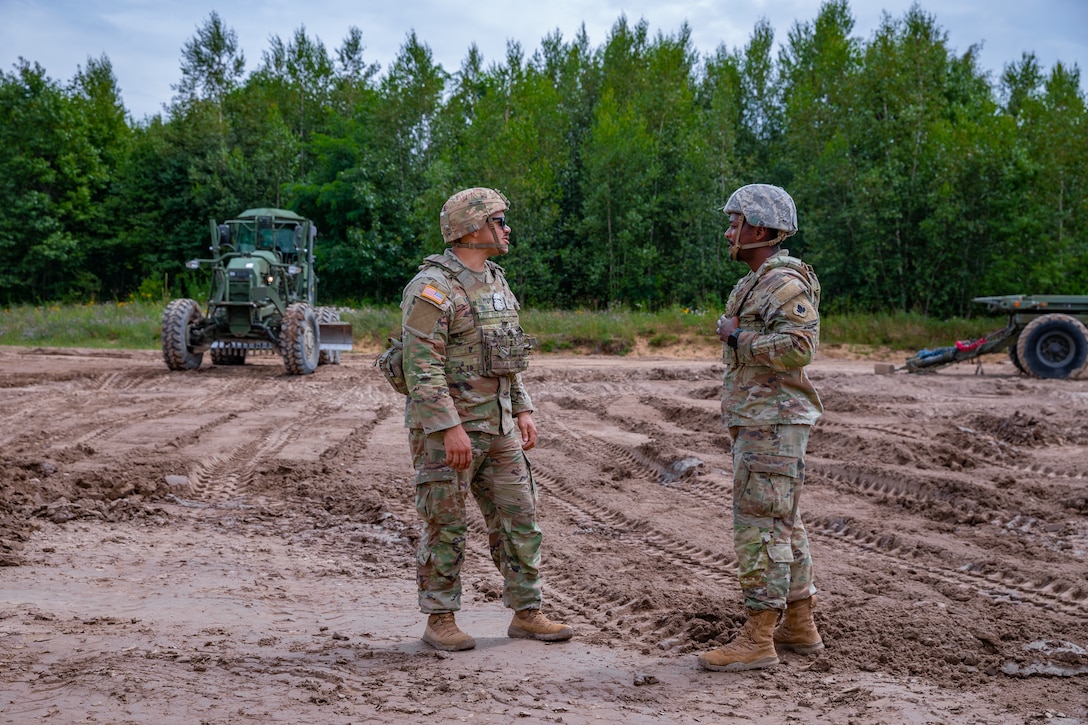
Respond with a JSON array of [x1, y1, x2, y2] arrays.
[[900, 295, 1088, 379], [161, 208, 352, 375]]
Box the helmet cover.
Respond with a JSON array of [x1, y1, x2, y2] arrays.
[[440, 187, 510, 244], [723, 184, 797, 236]]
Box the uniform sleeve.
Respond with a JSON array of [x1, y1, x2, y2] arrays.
[[401, 277, 461, 434], [735, 270, 819, 371], [511, 373, 534, 416]]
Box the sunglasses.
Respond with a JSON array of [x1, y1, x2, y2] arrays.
[[489, 216, 508, 228]]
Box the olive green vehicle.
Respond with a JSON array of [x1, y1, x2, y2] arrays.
[[161, 208, 353, 375], [904, 295, 1088, 379]]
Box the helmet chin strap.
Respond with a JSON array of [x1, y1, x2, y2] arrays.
[[728, 223, 787, 259], [453, 223, 507, 250], [739, 232, 788, 250]]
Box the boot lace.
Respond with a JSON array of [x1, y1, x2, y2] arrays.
[[431, 613, 458, 636]]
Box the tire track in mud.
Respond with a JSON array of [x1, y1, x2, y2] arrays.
[[806, 456, 1007, 515], [807, 427, 1088, 563], [688, 402, 1088, 560], [759, 425, 1088, 613], [188, 425, 299, 501], [446, 405, 733, 650], [544, 410, 1088, 626], [817, 417, 1086, 481], [810, 516, 1088, 615], [86, 369, 164, 391], [805, 458, 974, 512], [520, 425, 735, 647], [0, 372, 260, 452], [636, 395, 1018, 477], [811, 411, 1088, 613], [534, 473, 736, 651], [186, 386, 390, 504], [462, 504, 724, 652]]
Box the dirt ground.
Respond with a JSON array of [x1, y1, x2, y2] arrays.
[[1, 341, 1086, 724]]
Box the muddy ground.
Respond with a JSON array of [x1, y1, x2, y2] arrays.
[[0, 342, 1086, 724]]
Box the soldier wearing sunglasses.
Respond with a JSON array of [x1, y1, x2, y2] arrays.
[[398, 187, 573, 651]]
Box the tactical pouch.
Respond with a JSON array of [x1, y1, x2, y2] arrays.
[[375, 337, 409, 395], [481, 326, 536, 376]]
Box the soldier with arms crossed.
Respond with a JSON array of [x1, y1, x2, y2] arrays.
[[400, 187, 573, 651], [698, 183, 826, 671]]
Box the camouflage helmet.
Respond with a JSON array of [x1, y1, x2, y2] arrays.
[[723, 183, 798, 237], [440, 187, 510, 244]]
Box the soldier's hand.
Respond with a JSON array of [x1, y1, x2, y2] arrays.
[[716, 314, 739, 342], [517, 412, 537, 451], [443, 425, 473, 470]]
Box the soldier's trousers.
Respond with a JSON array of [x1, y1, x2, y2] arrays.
[[729, 424, 817, 611], [409, 427, 543, 614]]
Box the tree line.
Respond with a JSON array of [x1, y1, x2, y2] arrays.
[[1, 1, 1084, 318]]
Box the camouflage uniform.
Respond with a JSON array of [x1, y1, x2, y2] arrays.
[[722, 249, 823, 612], [401, 248, 542, 614]]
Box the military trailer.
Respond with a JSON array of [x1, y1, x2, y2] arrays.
[[903, 295, 1088, 379], [161, 208, 352, 375]]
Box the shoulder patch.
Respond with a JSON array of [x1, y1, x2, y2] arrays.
[[404, 295, 444, 338], [419, 285, 447, 306], [785, 298, 816, 323], [770, 278, 806, 307]]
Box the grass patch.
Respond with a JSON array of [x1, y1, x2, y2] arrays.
[[339, 306, 401, 349], [0, 300, 163, 349], [821, 311, 1001, 351], [0, 301, 1007, 357]]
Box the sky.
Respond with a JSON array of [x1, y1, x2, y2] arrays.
[[2, 0, 1086, 121]]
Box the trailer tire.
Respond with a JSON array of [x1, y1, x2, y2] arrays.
[[162, 298, 205, 371], [1015, 314, 1088, 379], [1007, 342, 1025, 374]]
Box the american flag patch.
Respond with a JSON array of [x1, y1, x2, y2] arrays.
[[420, 285, 446, 305]]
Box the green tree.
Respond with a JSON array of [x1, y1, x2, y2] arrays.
[[295, 32, 447, 303], [331, 26, 381, 113], [0, 60, 108, 301], [794, 4, 1007, 316], [776, 0, 860, 261], [3, 8, 1085, 313], [173, 10, 246, 120], [1031, 63, 1087, 290], [252, 25, 336, 174], [695, 43, 747, 295], [575, 18, 661, 306], [69, 54, 135, 297]]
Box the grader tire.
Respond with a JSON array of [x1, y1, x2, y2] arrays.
[[281, 303, 320, 375], [317, 306, 342, 366], [162, 299, 204, 371]]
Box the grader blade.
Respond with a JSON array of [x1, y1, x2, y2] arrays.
[[318, 322, 354, 351]]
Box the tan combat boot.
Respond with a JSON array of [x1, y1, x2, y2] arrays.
[[422, 613, 476, 651], [508, 609, 574, 641], [697, 608, 780, 671], [773, 596, 824, 654]]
